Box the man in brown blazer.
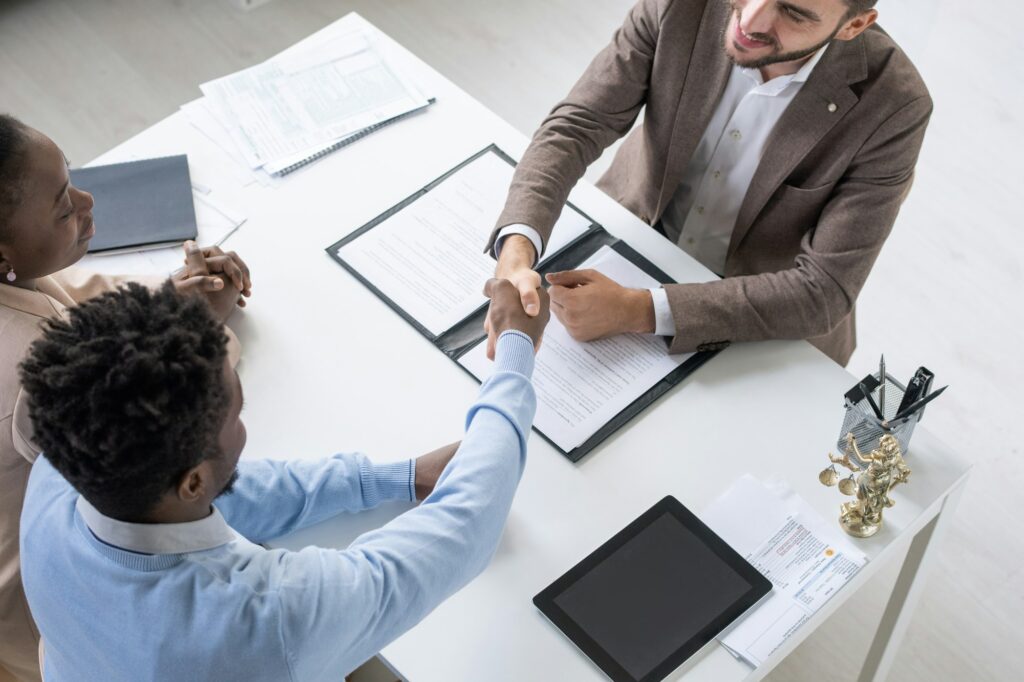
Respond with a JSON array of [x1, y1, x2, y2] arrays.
[[487, 0, 931, 365]]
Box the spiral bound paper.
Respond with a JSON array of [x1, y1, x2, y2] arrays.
[[273, 98, 437, 177]]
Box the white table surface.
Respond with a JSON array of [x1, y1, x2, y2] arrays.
[[84, 13, 971, 682]]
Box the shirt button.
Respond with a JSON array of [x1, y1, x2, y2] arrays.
[[696, 206, 705, 214], [713, 170, 721, 179], [687, 237, 695, 245], [730, 130, 742, 140]]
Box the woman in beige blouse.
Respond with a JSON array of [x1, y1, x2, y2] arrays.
[[0, 114, 252, 682]]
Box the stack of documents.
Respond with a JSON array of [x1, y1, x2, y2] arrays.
[[184, 26, 431, 181], [702, 475, 867, 668]]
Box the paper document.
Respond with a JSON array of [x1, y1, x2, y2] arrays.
[[180, 98, 269, 187], [338, 151, 590, 336], [200, 29, 428, 168], [459, 245, 691, 451], [80, 191, 246, 278], [702, 476, 867, 667]]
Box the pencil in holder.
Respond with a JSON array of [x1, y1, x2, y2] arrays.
[[837, 373, 920, 456]]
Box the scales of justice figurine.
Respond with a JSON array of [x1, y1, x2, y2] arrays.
[[819, 433, 911, 538]]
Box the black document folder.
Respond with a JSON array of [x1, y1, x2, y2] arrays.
[[327, 145, 716, 462], [72, 155, 198, 253]]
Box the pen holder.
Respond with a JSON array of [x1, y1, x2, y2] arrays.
[[837, 373, 920, 456]]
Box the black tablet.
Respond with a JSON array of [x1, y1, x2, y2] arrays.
[[533, 496, 772, 682]]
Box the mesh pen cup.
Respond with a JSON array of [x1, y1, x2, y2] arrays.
[[837, 373, 920, 456]]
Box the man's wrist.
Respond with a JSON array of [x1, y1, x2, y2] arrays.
[[495, 225, 543, 266], [497, 235, 537, 272], [494, 330, 536, 377], [627, 288, 656, 334]]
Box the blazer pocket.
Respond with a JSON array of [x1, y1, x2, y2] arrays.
[[775, 182, 834, 202], [747, 182, 836, 258]]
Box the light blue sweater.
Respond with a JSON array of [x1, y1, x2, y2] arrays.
[[20, 331, 536, 681]]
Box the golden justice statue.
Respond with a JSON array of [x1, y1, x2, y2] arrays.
[[819, 433, 911, 538]]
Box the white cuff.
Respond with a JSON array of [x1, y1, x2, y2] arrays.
[[494, 224, 543, 266], [649, 287, 675, 336]]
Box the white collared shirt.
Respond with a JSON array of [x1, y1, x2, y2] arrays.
[[76, 496, 237, 554], [497, 45, 828, 336], [650, 45, 828, 334], [661, 45, 828, 275]]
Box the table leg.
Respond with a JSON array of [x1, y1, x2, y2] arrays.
[[856, 478, 967, 682]]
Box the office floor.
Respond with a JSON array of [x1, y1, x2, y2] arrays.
[[2, 0, 1021, 680]]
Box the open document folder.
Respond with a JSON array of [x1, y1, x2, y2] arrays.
[[702, 476, 867, 667], [327, 145, 718, 461]]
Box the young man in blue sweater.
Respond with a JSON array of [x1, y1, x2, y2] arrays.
[[18, 278, 548, 681]]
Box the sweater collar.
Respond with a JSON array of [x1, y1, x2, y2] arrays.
[[76, 496, 237, 555]]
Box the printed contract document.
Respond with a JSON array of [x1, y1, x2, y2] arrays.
[[460, 246, 693, 452], [337, 150, 589, 336], [329, 145, 715, 460]]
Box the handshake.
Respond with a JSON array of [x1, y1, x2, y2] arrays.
[[483, 233, 657, 360], [482, 278, 551, 359]]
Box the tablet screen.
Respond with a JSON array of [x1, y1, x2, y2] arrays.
[[535, 497, 771, 682]]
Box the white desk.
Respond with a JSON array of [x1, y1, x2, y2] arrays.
[[86, 14, 970, 682]]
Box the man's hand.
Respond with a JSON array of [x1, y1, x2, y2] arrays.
[[545, 269, 655, 341], [414, 441, 460, 501], [494, 234, 541, 313], [172, 241, 253, 321], [483, 277, 551, 359], [485, 235, 542, 358]]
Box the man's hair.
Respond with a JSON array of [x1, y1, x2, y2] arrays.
[[19, 281, 230, 521], [0, 113, 29, 239], [843, 0, 878, 18]]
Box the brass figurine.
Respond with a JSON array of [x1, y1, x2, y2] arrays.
[[818, 433, 911, 538]]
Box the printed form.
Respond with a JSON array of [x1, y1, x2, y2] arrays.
[[702, 475, 867, 667], [200, 30, 429, 168], [459, 245, 692, 451], [338, 151, 590, 336]]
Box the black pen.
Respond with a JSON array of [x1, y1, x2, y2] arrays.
[[879, 355, 887, 417], [890, 385, 948, 423], [859, 381, 884, 421]]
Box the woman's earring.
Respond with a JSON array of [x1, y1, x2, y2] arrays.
[[4, 270, 14, 282]]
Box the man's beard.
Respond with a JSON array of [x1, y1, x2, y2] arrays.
[[724, 1, 841, 69]]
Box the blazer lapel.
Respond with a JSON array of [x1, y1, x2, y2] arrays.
[[654, 0, 732, 220], [0, 276, 70, 320], [727, 37, 869, 260]]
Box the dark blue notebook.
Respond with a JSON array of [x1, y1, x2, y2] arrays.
[[72, 155, 198, 253]]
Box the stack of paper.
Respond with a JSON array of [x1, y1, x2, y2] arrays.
[[184, 27, 430, 182], [702, 476, 868, 668]]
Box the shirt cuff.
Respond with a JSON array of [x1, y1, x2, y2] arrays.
[[362, 459, 417, 503], [494, 330, 536, 378], [649, 287, 675, 336], [494, 224, 543, 266]]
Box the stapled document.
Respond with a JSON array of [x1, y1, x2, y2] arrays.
[[701, 475, 867, 667]]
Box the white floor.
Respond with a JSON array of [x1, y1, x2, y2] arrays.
[[2, 1, 1022, 680]]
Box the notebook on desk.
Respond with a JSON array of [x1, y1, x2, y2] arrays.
[[326, 145, 719, 461], [73, 155, 198, 253]]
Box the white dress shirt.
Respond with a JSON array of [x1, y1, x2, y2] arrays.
[[497, 45, 827, 336]]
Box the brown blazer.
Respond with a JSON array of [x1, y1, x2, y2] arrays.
[[492, 0, 931, 365], [0, 269, 239, 681]]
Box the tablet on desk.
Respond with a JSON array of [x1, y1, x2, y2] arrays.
[[534, 496, 772, 682]]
